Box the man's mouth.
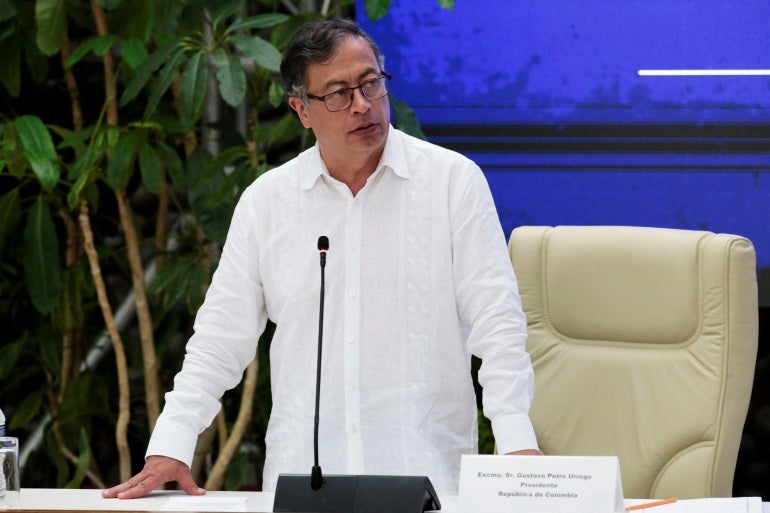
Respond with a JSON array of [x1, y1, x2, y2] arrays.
[[352, 122, 376, 133]]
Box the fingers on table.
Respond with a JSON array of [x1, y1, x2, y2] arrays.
[[119, 477, 156, 499], [102, 475, 156, 499]]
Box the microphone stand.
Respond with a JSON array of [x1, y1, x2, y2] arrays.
[[273, 236, 441, 513], [311, 240, 327, 490]]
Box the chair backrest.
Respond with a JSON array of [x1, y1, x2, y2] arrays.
[[508, 225, 758, 499]]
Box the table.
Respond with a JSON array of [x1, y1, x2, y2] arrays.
[[12, 488, 275, 512], [10, 488, 769, 513], [8, 488, 458, 512]]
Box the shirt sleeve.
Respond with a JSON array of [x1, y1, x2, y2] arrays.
[[146, 188, 268, 467], [449, 160, 540, 455]]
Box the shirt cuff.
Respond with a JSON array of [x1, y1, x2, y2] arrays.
[[145, 417, 200, 468], [491, 413, 540, 455]]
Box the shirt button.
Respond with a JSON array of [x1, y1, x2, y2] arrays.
[[349, 290, 357, 298], [347, 337, 355, 344]]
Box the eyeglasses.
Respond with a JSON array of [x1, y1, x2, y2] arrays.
[[305, 73, 392, 112]]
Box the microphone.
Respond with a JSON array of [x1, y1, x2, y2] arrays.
[[311, 236, 328, 491], [318, 235, 329, 268], [273, 236, 441, 513]]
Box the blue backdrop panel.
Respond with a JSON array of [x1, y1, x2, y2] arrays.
[[357, 1, 770, 304], [358, 0, 770, 124]]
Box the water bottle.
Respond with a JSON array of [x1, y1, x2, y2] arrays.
[[0, 407, 21, 507], [0, 407, 6, 500]]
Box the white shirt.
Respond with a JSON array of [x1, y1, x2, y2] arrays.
[[146, 126, 538, 494]]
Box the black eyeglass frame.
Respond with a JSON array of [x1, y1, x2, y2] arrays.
[[304, 72, 393, 112]]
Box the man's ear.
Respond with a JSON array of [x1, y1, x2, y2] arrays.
[[288, 96, 312, 129]]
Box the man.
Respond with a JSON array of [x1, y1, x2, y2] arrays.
[[103, 18, 538, 499]]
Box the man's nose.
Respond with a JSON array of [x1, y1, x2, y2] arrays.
[[349, 87, 371, 112]]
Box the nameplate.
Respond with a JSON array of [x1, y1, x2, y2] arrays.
[[458, 454, 624, 513]]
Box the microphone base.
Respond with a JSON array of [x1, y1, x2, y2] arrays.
[[273, 473, 441, 513]]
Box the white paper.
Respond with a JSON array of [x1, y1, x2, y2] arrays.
[[625, 497, 763, 513], [458, 454, 624, 513], [161, 495, 248, 511]]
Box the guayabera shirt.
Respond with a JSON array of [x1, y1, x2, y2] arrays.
[[146, 126, 538, 493]]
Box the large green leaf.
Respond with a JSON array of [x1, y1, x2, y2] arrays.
[[228, 13, 289, 32], [364, 0, 391, 21], [0, 190, 21, 248], [268, 81, 284, 108], [9, 388, 45, 429], [1, 121, 27, 178], [67, 168, 92, 209], [263, 113, 304, 146], [15, 115, 58, 158], [119, 37, 181, 106], [210, 0, 243, 25], [25, 149, 60, 190], [0, 0, 19, 23], [138, 141, 163, 194], [213, 49, 246, 107], [51, 123, 92, 158], [0, 29, 21, 96], [143, 46, 186, 119], [65, 35, 117, 68], [23, 196, 62, 314], [65, 142, 101, 184], [37, 329, 63, 384], [389, 93, 426, 140], [24, 30, 50, 84], [187, 147, 232, 244], [151, 256, 207, 314], [270, 14, 320, 50], [156, 141, 185, 190], [106, 132, 136, 190], [15, 115, 60, 190], [65, 430, 92, 489], [180, 51, 208, 128], [35, 0, 67, 56], [121, 37, 148, 70], [0, 340, 21, 379], [111, 0, 154, 41], [231, 34, 281, 73]]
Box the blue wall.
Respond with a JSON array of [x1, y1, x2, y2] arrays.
[[358, 0, 770, 304]]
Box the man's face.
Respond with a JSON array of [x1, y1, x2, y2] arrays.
[[289, 36, 391, 168]]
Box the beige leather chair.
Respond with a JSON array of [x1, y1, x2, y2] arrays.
[[508, 225, 758, 499]]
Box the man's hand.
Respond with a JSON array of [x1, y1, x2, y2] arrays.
[[505, 449, 541, 456], [102, 456, 205, 499]]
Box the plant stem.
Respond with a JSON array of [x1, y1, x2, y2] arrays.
[[56, 206, 82, 399], [115, 187, 161, 429], [78, 203, 132, 482], [90, 0, 161, 431], [204, 358, 258, 490], [60, 34, 83, 131]]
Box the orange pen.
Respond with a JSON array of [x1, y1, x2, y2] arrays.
[[625, 498, 678, 511]]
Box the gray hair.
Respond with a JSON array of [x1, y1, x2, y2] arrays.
[[280, 19, 386, 102]]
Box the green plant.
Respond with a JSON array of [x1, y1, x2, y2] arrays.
[[0, 0, 455, 491]]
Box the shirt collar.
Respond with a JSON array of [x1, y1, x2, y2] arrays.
[[300, 125, 409, 191]]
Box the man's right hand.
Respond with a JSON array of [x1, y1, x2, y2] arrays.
[[101, 455, 205, 499]]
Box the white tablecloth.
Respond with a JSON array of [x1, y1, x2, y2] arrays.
[[11, 488, 769, 513]]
